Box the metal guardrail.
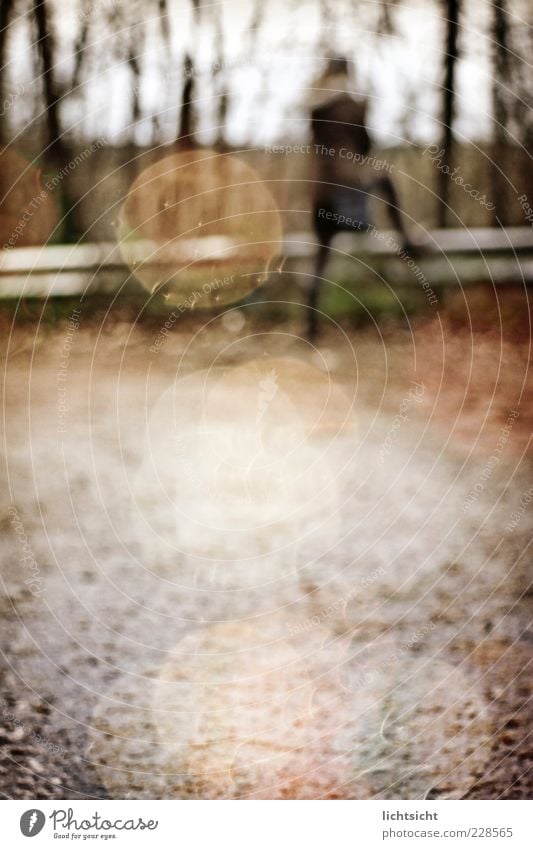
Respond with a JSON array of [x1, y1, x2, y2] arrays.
[[1, 228, 533, 297]]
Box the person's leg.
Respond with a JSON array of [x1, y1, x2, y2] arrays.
[[307, 236, 331, 342], [372, 175, 415, 249]]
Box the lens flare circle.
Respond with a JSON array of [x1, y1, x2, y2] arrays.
[[119, 149, 282, 308]]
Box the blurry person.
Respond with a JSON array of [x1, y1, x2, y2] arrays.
[[307, 58, 417, 341]]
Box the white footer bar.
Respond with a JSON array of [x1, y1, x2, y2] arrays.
[[3, 800, 531, 848]]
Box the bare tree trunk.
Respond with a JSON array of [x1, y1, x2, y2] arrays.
[[158, 0, 171, 46], [491, 0, 510, 224], [128, 45, 142, 125], [33, 0, 85, 239], [492, 0, 510, 132], [71, 6, 91, 93], [176, 0, 200, 146], [178, 54, 195, 147], [0, 0, 15, 144], [437, 0, 461, 227], [214, 3, 227, 146], [33, 0, 64, 163]]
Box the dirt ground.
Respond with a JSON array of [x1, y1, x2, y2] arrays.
[[0, 292, 531, 799]]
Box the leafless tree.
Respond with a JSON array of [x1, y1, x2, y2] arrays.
[[175, 0, 200, 146], [490, 0, 511, 223], [437, 0, 461, 227], [213, 2, 227, 145], [71, 2, 91, 93], [0, 0, 15, 144], [32, 0, 64, 162]]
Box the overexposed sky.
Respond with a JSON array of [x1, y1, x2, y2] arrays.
[[5, 0, 501, 147]]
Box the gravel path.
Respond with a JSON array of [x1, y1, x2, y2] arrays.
[[1, 307, 531, 799]]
